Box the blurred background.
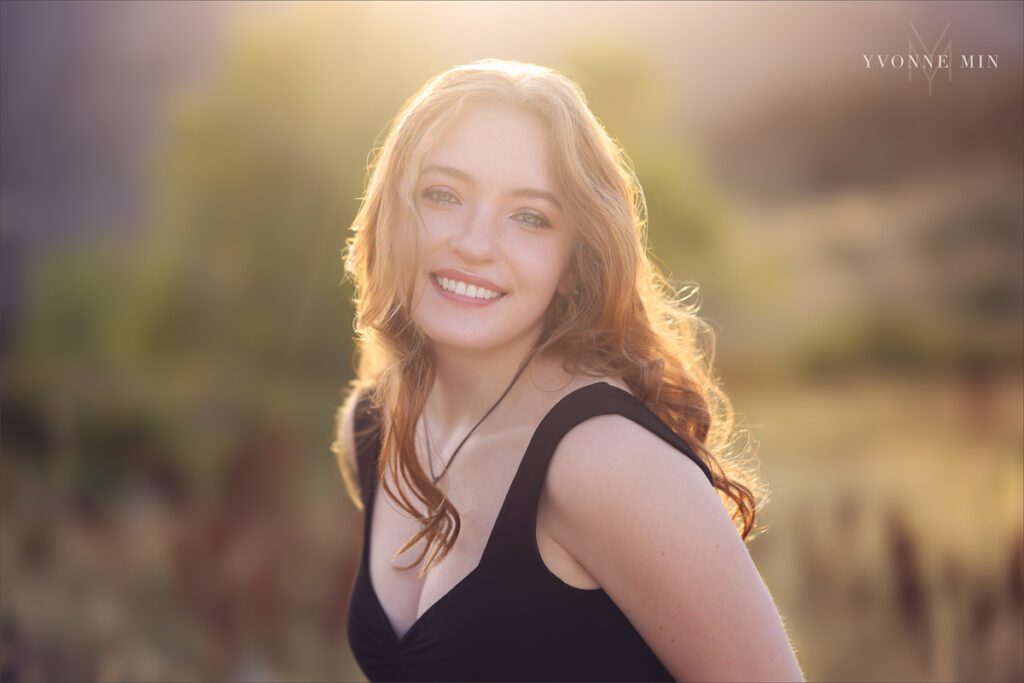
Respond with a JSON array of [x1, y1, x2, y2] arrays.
[[1, 1, 1021, 681]]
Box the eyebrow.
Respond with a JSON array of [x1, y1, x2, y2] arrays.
[[421, 164, 563, 212]]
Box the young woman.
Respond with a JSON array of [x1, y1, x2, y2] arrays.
[[332, 59, 804, 682]]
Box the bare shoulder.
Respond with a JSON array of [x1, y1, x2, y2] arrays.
[[550, 374, 711, 491], [544, 388, 717, 522], [540, 378, 804, 682], [541, 373, 721, 582], [540, 392, 729, 594]]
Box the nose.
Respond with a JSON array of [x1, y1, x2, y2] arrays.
[[449, 205, 499, 262]]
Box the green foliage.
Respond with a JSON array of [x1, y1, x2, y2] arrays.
[[561, 43, 743, 302]]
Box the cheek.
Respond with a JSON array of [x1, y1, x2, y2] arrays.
[[511, 244, 572, 291], [416, 214, 458, 263], [419, 212, 451, 242]]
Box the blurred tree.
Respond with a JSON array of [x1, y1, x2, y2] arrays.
[[561, 41, 774, 317], [6, 4, 448, 500]]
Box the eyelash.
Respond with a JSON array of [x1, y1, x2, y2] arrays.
[[421, 188, 552, 229]]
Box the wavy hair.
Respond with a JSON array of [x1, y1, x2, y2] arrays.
[[331, 59, 765, 578]]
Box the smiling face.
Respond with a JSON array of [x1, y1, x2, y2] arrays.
[[409, 101, 578, 355]]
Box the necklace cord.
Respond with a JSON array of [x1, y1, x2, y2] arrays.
[[423, 345, 541, 485]]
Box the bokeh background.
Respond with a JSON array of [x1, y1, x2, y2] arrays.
[[1, 1, 1021, 681]]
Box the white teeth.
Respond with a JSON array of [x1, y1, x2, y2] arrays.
[[434, 275, 503, 300]]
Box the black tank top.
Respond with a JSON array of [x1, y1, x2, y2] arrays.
[[346, 381, 715, 682]]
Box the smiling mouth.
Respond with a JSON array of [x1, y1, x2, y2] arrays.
[[430, 273, 508, 300]]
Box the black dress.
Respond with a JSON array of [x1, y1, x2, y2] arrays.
[[346, 381, 715, 682]]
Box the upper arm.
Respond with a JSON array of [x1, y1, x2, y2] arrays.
[[544, 415, 804, 683], [332, 387, 364, 511]]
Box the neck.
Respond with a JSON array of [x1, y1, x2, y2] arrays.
[[425, 330, 546, 434]]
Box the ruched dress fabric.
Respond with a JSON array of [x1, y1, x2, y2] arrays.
[[346, 381, 714, 682]]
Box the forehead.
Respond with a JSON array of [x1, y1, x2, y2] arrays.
[[421, 102, 553, 187]]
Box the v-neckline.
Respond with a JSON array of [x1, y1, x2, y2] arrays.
[[362, 380, 628, 647]]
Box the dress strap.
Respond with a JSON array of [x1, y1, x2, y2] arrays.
[[352, 389, 382, 506], [487, 381, 714, 568]]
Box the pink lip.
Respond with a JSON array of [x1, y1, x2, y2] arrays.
[[429, 271, 507, 307], [430, 269, 506, 294]]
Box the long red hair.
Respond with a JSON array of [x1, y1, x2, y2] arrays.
[[332, 59, 766, 577]]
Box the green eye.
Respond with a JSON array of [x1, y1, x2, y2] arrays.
[[423, 189, 459, 205], [516, 211, 551, 229]]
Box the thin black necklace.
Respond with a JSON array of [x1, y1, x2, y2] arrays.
[[423, 346, 541, 485]]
